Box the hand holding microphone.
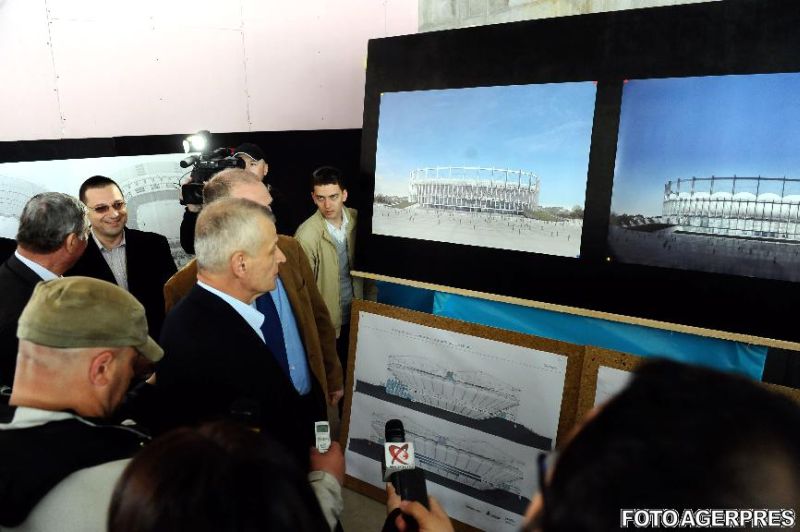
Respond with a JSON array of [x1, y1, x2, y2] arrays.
[[383, 419, 429, 509]]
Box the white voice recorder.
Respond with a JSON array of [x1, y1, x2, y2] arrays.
[[315, 421, 331, 453]]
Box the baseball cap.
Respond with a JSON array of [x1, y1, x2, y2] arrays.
[[234, 142, 266, 162], [17, 277, 164, 362]]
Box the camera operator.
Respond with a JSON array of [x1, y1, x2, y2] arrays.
[[179, 143, 290, 254]]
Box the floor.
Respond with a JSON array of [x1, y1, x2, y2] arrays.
[[329, 404, 387, 531], [340, 487, 387, 531]]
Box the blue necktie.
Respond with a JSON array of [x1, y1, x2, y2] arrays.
[[255, 293, 290, 379]]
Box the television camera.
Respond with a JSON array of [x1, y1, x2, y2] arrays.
[[179, 131, 245, 205]]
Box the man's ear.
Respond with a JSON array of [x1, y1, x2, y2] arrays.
[[230, 251, 247, 278], [341, 189, 348, 203], [89, 350, 114, 386], [64, 233, 82, 254]]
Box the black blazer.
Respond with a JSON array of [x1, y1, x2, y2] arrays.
[[154, 285, 310, 466], [0, 255, 42, 386], [67, 228, 176, 339], [0, 238, 15, 264]]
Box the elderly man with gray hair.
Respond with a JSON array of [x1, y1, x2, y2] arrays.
[[0, 192, 89, 391], [164, 169, 343, 412], [155, 198, 315, 465]]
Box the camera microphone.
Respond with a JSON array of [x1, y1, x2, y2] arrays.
[[179, 155, 199, 168], [383, 419, 429, 509]]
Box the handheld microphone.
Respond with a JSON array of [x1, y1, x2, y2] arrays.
[[383, 419, 429, 509]]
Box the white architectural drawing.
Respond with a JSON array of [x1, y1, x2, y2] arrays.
[[370, 415, 524, 493], [0, 154, 188, 265], [345, 309, 569, 532], [385, 355, 520, 420]]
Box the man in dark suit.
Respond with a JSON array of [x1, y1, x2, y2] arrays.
[[0, 193, 89, 388], [163, 169, 343, 412], [0, 237, 15, 263], [67, 176, 177, 339], [155, 197, 315, 466]]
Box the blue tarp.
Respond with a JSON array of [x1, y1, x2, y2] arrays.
[[432, 292, 767, 380], [376, 281, 435, 313]]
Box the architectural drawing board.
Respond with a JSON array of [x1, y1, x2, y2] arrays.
[[575, 347, 642, 424], [341, 300, 582, 532]]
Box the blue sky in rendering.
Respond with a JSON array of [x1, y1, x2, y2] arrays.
[[374, 83, 597, 208], [612, 72, 800, 216]]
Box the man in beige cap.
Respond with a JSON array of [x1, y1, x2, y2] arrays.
[[0, 276, 163, 532]]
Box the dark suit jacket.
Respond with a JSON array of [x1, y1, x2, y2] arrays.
[[163, 236, 343, 399], [67, 228, 176, 339], [154, 285, 311, 466], [0, 255, 42, 386], [0, 238, 15, 264]]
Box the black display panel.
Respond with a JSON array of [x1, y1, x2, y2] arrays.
[[356, 0, 800, 343]]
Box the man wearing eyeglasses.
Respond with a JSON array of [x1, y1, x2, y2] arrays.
[[67, 175, 177, 339], [0, 193, 89, 390]]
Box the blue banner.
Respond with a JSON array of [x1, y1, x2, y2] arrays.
[[433, 292, 767, 380]]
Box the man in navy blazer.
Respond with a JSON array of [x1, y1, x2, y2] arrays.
[[67, 176, 176, 339], [0, 237, 15, 264], [0, 193, 89, 388], [154, 197, 314, 467]]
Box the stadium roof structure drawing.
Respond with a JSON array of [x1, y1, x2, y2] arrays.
[[0, 154, 188, 265], [385, 355, 521, 421], [0, 176, 47, 219], [408, 166, 540, 216], [371, 416, 525, 494], [662, 176, 800, 241]]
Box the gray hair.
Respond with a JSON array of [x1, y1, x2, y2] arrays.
[[195, 197, 274, 273], [16, 192, 88, 253]]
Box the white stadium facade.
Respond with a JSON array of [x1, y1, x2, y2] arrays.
[[409, 166, 540, 215], [662, 176, 800, 240]]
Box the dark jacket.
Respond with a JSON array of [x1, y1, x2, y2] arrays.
[[154, 285, 312, 467], [0, 255, 42, 387], [0, 405, 147, 528], [67, 228, 176, 339], [0, 238, 15, 264], [163, 236, 343, 399]]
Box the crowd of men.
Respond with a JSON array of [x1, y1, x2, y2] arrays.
[[0, 143, 797, 531], [0, 145, 360, 531]]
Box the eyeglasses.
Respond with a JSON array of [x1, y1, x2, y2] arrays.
[[88, 200, 126, 214]]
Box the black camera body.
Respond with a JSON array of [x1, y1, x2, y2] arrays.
[[179, 147, 245, 205]]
